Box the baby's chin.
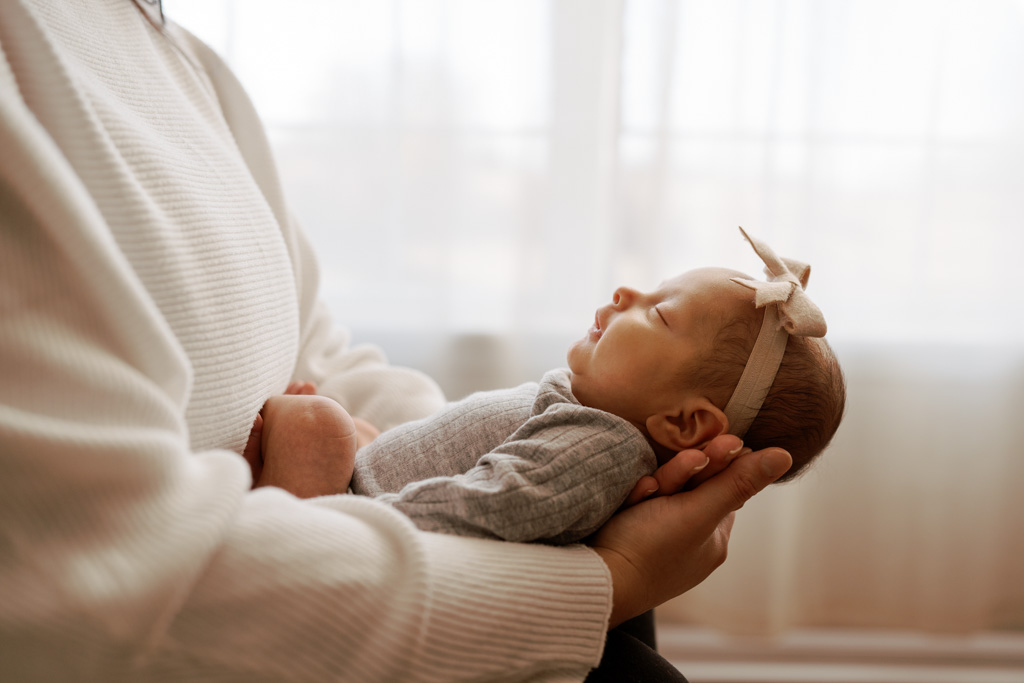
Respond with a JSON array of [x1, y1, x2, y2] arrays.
[[564, 337, 591, 372], [567, 377, 595, 410]]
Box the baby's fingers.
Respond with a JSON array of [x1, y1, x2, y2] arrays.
[[242, 412, 264, 488], [285, 381, 317, 395]]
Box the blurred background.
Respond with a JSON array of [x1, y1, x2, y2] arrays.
[[166, 0, 1024, 678]]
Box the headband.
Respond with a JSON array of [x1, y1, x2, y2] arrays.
[[723, 227, 827, 438]]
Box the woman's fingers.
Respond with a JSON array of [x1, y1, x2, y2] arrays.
[[624, 434, 750, 507], [651, 450, 710, 496], [683, 448, 792, 531], [592, 447, 792, 626], [622, 449, 709, 508], [685, 435, 750, 489], [622, 475, 660, 508]]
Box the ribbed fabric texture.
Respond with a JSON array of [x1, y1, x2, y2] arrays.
[[0, 1, 612, 680], [354, 369, 657, 544]]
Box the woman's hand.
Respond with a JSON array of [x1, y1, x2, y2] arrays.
[[591, 444, 792, 627], [622, 435, 750, 508]]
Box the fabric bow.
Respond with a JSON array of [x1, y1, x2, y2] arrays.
[[730, 227, 827, 338]]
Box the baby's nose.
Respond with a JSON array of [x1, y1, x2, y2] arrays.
[[612, 286, 640, 307]]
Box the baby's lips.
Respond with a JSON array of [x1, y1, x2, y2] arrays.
[[590, 310, 608, 340]]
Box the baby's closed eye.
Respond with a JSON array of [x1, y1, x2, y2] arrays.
[[654, 306, 669, 327]]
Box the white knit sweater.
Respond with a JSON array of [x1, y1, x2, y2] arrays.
[[0, 1, 612, 680]]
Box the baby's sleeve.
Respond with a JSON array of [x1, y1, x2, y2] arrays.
[[373, 403, 657, 544]]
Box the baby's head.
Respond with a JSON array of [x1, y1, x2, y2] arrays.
[[683, 293, 845, 481], [568, 232, 845, 481]]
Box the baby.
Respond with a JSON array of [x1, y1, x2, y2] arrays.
[[249, 228, 846, 544]]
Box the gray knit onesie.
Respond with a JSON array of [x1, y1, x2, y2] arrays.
[[351, 369, 658, 545]]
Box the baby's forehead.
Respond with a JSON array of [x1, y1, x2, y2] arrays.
[[660, 267, 752, 297], [660, 267, 760, 333]]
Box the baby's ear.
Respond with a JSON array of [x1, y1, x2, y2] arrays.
[[646, 399, 729, 452]]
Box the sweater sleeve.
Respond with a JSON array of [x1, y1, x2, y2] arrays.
[[0, 17, 610, 683], [374, 403, 658, 544]]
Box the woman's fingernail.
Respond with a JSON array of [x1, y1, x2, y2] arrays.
[[728, 442, 744, 456], [760, 450, 792, 478], [642, 488, 658, 498], [692, 456, 710, 472]]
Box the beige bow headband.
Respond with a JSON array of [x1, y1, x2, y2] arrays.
[[723, 227, 827, 437]]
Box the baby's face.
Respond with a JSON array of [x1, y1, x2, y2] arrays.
[[567, 267, 754, 425]]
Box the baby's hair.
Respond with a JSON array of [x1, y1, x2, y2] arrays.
[[689, 311, 846, 482]]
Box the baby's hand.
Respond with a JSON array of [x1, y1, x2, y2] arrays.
[[285, 380, 317, 395], [352, 417, 381, 448], [242, 381, 317, 485], [286, 381, 379, 447], [242, 412, 265, 486], [253, 393, 359, 498]]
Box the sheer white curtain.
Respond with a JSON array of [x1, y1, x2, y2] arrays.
[[167, 0, 1024, 636]]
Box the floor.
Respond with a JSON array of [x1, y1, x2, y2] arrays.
[[658, 626, 1024, 683]]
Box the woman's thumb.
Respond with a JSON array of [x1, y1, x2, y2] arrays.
[[697, 448, 792, 516], [759, 449, 792, 481]]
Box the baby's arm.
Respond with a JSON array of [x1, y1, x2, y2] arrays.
[[371, 406, 656, 544], [255, 391, 358, 498]]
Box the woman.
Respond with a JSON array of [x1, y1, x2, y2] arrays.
[[0, 1, 791, 679]]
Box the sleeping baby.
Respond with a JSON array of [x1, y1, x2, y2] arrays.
[[246, 228, 846, 544]]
